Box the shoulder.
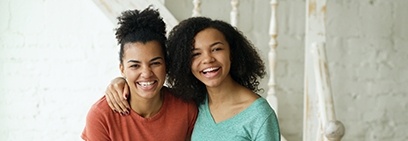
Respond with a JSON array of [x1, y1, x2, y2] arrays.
[[253, 97, 274, 113], [245, 97, 278, 121], [252, 97, 279, 130], [83, 97, 116, 141], [91, 96, 112, 111], [87, 96, 115, 118], [250, 98, 281, 140]]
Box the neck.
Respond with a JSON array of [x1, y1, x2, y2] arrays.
[[129, 90, 163, 118], [206, 76, 243, 105]]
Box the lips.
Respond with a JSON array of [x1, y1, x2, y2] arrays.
[[137, 81, 156, 87], [201, 67, 221, 78], [201, 67, 220, 74]]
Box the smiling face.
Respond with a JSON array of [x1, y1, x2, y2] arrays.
[[120, 41, 166, 100], [191, 28, 232, 88]]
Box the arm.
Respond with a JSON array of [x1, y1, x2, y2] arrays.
[[105, 77, 130, 115], [186, 102, 198, 141]]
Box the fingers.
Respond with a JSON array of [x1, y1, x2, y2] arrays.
[[123, 84, 129, 99], [122, 83, 130, 109], [111, 83, 130, 115], [105, 78, 130, 116], [106, 84, 125, 114], [105, 86, 116, 112]]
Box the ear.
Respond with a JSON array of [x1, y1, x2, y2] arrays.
[[120, 63, 125, 77]]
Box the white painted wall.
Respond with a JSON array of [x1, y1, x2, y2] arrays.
[[0, 0, 119, 140], [1, 0, 407, 141]]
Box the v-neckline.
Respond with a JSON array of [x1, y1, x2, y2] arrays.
[[204, 96, 260, 125]]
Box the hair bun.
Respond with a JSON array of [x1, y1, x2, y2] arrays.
[[115, 6, 166, 43]]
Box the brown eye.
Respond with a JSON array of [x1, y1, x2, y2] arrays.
[[212, 48, 222, 52], [192, 52, 200, 57], [151, 62, 161, 66], [130, 64, 140, 68]]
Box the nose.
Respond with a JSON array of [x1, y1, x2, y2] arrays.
[[202, 52, 215, 64], [140, 66, 153, 78]]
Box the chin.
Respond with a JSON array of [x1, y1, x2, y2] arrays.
[[204, 81, 222, 88]]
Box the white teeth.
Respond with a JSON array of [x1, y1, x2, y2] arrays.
[[203, 67, 219, 73], [139, 81, 155, 87]]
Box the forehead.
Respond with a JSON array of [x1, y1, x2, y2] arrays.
[[122, 41, 164, 60], [194, 28, 227, 47]]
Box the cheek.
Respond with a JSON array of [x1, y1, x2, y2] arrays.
[[222, 55, 231, 66], [190, 66, 201, 78], [150, 66, 166, 79], [124, 70, 137, 80], [190, 59, 199, 71], [157, 68, 167, 78], [226, 58, 232, 67], [189, 64, 198, 75]]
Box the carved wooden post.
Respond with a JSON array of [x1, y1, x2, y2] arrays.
[[266, 0, 278, 116], [304, 0, 325, 140], [305, 0, 345, 140], [304, 0, 327, 140], [266, 0, 287, 140], [192, 0, 201, 17], [312, 43, 345, 141], [230, 0, 239, 27]]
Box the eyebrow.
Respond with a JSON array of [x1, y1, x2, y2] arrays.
[[127, 57, 164, 63], [192, 41, 224, 50], [210, 42, 224, 47]]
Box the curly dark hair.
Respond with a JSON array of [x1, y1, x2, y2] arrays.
[[167, 17, 266, 104], [115, 6, 167, 66]]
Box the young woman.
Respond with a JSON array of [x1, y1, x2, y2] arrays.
[[81, 7, 197, 141], [106, 17, 280, 141]]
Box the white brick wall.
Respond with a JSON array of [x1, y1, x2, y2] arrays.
[[0, 0, 119, 140], [326, 1, 408, 140], [1, 0, 407, 141]]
